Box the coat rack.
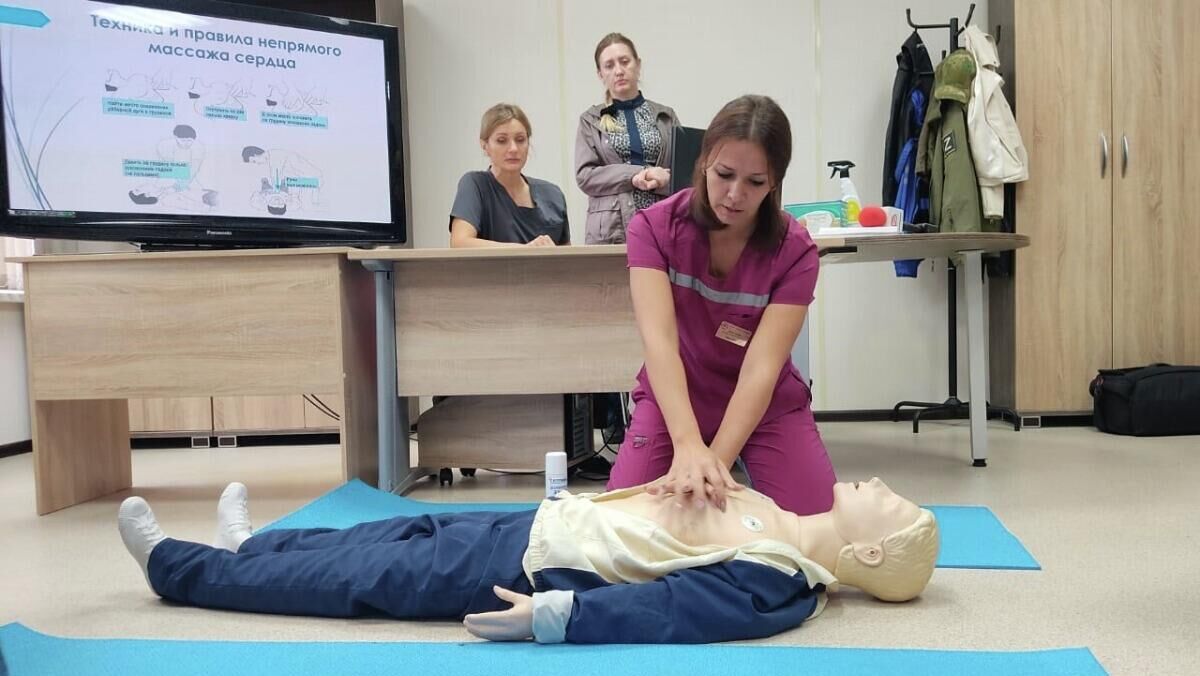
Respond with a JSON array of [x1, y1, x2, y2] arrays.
[[890, 4, 1021, 455]]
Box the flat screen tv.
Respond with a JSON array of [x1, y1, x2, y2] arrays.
[[0, 0, 407, 246]]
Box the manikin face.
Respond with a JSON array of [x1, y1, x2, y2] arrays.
[[481, 119, 529, 173], [830, 477, 922, 546], [704, 140, 774, 232], [597, 42, 641, 101]]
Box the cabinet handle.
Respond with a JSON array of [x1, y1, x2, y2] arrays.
[[1121, 134, 1130, 177], [1100, 132, 1109, 178]]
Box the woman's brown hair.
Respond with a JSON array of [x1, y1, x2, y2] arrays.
[[593, 32, 639, 71], [593, 33, 640, 133], [479, 103, 531, 141], [689, 95, 792, 250]]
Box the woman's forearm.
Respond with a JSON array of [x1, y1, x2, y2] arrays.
[[450, 234, 524, 248], [642, 343, 703, 447], [709, 364, 777, 467]]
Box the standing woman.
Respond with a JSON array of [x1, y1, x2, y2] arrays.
[[575, 33, 680, 245], [607, 95, 837, 516], [450, 103, 569, 248]]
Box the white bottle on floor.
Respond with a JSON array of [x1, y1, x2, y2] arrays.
[[545, 451, 568, 499]]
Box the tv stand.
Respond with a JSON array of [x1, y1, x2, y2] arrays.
[[135, 241, 390, 252], [137, 242, 273, 252]]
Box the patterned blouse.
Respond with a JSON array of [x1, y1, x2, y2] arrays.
[[605, 93, 664, 210]]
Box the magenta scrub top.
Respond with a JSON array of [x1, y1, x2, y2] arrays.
[[625, 188, 819, 439]]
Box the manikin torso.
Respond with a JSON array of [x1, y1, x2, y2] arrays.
[[598, 488, 800, 550]]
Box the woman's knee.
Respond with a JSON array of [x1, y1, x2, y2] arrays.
[[606, 432, 674, 489], [739, 410, 836, 514], [606, 403, 673, 489]]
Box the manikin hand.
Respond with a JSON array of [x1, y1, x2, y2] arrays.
[[646, 438, 741, 511], [462, 586, 533, 641]]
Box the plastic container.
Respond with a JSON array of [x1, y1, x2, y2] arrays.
[[827, 161, 862, 224], [784, 200, 846, 228], [545, 451, 568, 498]]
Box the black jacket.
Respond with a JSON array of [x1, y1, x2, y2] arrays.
[[882, 31, 935, 207]]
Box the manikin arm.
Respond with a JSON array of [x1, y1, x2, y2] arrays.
[[533, 560, 819, 644]]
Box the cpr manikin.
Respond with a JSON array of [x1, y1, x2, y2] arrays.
[[118, 477, 938, 643]]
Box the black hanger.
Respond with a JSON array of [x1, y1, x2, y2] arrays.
[[905, 3, 975, 51]]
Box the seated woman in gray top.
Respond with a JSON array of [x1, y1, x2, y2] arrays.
[[450, 103, 570, 248]]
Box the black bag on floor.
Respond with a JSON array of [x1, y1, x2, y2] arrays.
[[1089, 364, 1200, 436]]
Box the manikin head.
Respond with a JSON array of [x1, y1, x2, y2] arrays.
[[829, 478, 939, 602]]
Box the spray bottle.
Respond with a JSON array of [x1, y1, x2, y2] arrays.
[[827, 161, 862, 224]]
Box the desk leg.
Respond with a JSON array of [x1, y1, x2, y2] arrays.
[[32, 399, 131, 515], [366, 261, 429, 494], [962, 251, 988, 467]]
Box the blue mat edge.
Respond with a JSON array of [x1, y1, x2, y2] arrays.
[[0, 621, 1107, 668]]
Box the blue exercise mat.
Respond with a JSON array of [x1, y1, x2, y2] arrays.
[[263, 480, 1040, 570], [925, 505, 1041, 570], [0, 622, 1106, 676]]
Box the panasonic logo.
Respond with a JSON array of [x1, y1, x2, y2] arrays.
[[206, 230, 233, 236]]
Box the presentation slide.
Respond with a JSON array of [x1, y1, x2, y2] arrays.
[[2, 0, 393, 223]]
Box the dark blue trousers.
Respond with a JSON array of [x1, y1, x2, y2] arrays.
[[147, 510, 536, 619]]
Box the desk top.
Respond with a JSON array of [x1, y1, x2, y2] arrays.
[[350, 232, 1029, 263], [12, 246, 353, 264], [815, 231, 1029, 263], [347, 244, 627, 262], [13, 232, 1029, 265]]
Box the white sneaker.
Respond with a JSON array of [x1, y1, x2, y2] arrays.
[[213, 482, 253, 552], [117, 497, 166, 586]]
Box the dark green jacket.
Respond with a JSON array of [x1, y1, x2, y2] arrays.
[[917, 52, 990, 232]]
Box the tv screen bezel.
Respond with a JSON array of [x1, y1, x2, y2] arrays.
[[0, 0, 407, 247]]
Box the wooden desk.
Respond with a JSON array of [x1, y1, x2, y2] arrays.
[[351, 232, 1029, 491], [17, 248, 377, 514]]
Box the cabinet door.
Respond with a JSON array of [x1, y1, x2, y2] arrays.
[[128, 398, 212, 433], [1112, 0, 1200, 365], [212, 396, 306, 432], [1012, 0, 1114, 410], [302, 393, 341, 429]]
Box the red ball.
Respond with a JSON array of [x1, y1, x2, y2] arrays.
[[858, 205, 887, 227]]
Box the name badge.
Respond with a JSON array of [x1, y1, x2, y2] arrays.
[[716, 321, 752, 347]]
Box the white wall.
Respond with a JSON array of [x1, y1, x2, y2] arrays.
[[0, 300, 31, 445], [399, 0, 988, 410], [809, 0, 986, 410]]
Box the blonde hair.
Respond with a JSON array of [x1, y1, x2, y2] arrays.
[[593, 32, 639, 133], [833, 508, 940, 602], [599, 110, 621, 134], [479, 103, 531, 141]]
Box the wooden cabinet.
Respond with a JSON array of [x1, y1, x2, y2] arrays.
[[303, 393, 342, 430], [128, 397, 212, 433], [1110, 0, 1200, 367], [990, 0, 1200, 414], [130, 394, 340, 435], [213, 396, 307, 433]]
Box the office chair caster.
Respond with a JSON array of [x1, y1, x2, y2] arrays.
[[460, 468, 477, 478], [438, 467, 454, 486]]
